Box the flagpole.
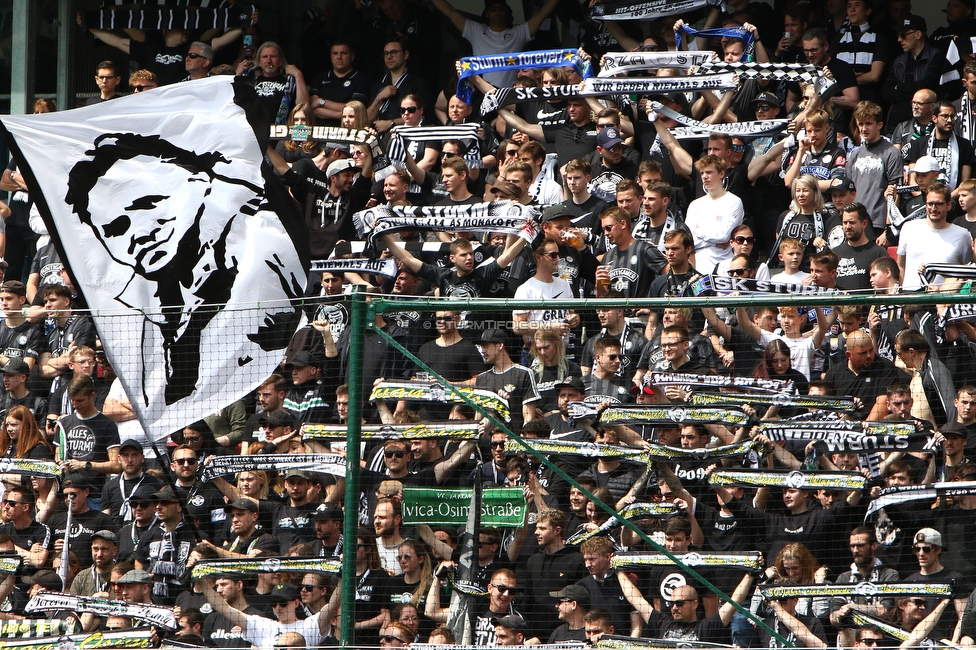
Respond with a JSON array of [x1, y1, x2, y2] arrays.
[[340, 286, 366, 646]]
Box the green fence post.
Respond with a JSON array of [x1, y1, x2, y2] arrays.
[[341, 285, 368, 645]]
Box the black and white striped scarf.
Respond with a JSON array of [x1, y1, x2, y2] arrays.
[[389, 124, 483, 169], [84, 5, 253, 30], [698, 61, 836, 95], [311, 257, 399, 278], [652, 101, 788, 138], [886, 195, 926, 236], [353, 202, 538, 241]]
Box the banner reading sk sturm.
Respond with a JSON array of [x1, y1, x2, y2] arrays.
[[402, 487, 527, 527]]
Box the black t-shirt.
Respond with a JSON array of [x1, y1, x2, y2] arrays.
[[271, 502, 320, 553], [831, 241, 889, 290], [906, 135, 976, 182], [54, 412, 119, 491], [416, 338, 487, 381], [543, 121, 600, 168], [49, 509, 116, 568], [308, 70, 372, 123], [0, 320, 41, 364], [646, 610, 730, 644], [602, 239, 666, 298], [582, 374, 633, 404], [128, 32, 189, 86]]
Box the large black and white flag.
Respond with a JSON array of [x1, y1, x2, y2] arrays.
[[0, 77, 309, 442]]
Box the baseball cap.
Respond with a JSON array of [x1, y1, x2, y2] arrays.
[[117, 569, 153, 585], [311, 502, 343, 521], [541, 204, 572, 223], [479, 329, 507, 344], [224, 498, 258, 514], [130, 485, 159, 503], [326, 158, 357, 178], [259, 410, 296, 430], [829, 177, 856, 193], [288, 351, 317, 369], [899, 15, 927, 33], [63, 473, 93, 490], [271, 583, 301, 602], [597, 126, 623, 149], [550, 584, 591, 606], [118, 439, 143, 453], [284, 469, 310, 481], [0, 359, 30, 375], [554, 377, 585, 392], [941, 421, 968, 438], [913, 156, 942, 174], [914, 527, 943, 547], [153, 485, 179, 503], [752, 91, 780, 105], [0, 281, 26, 297], [492, 615, 527, 632]]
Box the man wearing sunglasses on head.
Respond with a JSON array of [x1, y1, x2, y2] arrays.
[[167, 445, 226, 541], [902, 528, 967, 642]]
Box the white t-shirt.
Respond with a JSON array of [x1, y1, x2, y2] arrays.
[[760, 330, 817, 380], [769, 270, 809, 284], [529, 174, 563, 205], [897, 220, 974, 290], [513, 275, 574, 340], [461, 21, 532, 87], [244, 613, 322, 650], [685, 191, 744, 277]]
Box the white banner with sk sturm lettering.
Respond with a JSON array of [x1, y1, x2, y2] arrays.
[[480, 85, 580, 115], [599, 51, 714, 76], [25, 593, 177, 630], [311, 257, 399, 279], [0, 77, 309, 443], [581, 74, 736, 95], [352, 202, 538, 242], [199, 453, 347, 482]]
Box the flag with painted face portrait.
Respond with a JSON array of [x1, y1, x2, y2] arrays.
[[0, 76, 309, 443]]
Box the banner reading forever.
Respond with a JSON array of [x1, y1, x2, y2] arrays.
[[402, 487, 527, 527]]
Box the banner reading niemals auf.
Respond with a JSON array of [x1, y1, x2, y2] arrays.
[[402, 487, 527, 527]]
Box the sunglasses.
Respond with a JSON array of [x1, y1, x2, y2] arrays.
[[400, 106, 419, 114], [186, 53, 206, 60], [733, 236, 756, 244], [755, 104, 775, 112], [913, 546, 934, 554], [131, 85, 154, 92], [271, 601, 290, 608], [434, 316, 456, 322], [602, 225, 616, 233], [380, 636, 406, 643], [130, 501, 151, 509], [490, 441, 507, 448], [491, 583, 516, 594], [909, 598, 928, 607], [728, 268, 750, 276], [384, 450, 406, 459], [1, 500, 22, 507], [668, 600, 690, 607], [300, 584, 321, 591], [174, 458, 198, 465], [860, 639, 882, 646], [543, 252, 560, 259], [602, 354, 620, 360], [505, 149, 519, 156]]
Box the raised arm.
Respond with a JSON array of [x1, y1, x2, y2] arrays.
[[495, 233, 530, 269], [429, 0, 467, 32], [718, 573, 756, 626], [381, 234, 424, 274], [652, 117, 693, 178], [617, 569, 655, 622], [201, 579, 249, 631], [765, 599, 825, 646], [498, 108, 545, 141], [526, 0, 561, 37], [433, 440, 476, 483]]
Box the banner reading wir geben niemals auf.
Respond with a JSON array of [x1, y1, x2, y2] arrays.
[[402, 487, 527, 527]]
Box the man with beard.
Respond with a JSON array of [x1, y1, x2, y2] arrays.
[[831, 203, 888, 290], [893, 89, 937, 151], [580, 291, 646, 377], [582, 340, 632, 405], [828, 527, 901, 647], [474, 329, 540, 432], [236, 42, 310, 125], [618, 572, 755, 644]]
